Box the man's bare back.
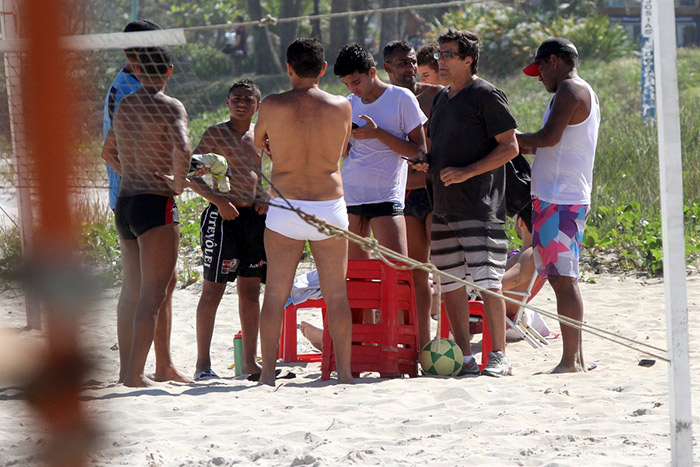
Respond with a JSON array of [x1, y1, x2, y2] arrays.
[[111, 90, 190, 197], [414, 82, 442, 119], [195, 121, 261, 207], [255, 87, 351, 201]]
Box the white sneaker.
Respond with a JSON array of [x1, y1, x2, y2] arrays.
[[481, 351, 512, 377]]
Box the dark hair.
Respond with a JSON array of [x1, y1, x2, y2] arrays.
[[137, 47, 172, 76], [416, 43, 439, 72], [124, 19, 161, 60], [516, 202, 532, 232], [124, 19, 161, 33], [334, 43, 376, 77], [286, 37, 325, 78], [383, 40, 413, 63], [437, 28, 480, 74], [228, 79, 261, 102]]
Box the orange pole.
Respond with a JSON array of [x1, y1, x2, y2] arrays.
[[22, 0, 90, 465]]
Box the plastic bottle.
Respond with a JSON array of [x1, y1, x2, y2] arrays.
[[233, 330, 243, 376]]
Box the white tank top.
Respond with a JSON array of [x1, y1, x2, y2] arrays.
[[531, 78, 600, 205]]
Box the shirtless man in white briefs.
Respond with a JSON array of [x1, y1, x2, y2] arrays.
[[255, 38, 354, 386]]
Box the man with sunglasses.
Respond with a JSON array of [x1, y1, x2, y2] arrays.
[[411, 29, 519, 377]]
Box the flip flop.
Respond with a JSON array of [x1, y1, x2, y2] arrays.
[[587, 362, 598, 371], [194, 369, 219, 381], [247, 369, 297, 382]]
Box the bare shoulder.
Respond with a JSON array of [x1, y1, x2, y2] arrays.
[[559, 78, 589, 100]]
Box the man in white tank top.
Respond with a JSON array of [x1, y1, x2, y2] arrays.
[[516, 38, 601, 374]]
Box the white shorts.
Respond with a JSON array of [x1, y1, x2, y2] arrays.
[[266, 197, 349, 241]]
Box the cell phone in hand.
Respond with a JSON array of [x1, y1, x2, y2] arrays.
[[352, 122, 359, 129]]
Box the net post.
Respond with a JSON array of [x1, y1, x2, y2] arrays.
[[651, 0, 694, 463], [1, 0, 41, 330]]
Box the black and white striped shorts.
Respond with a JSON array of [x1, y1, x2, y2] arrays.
[[430, 216, 508, 292]]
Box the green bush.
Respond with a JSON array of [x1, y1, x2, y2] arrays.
[[172, 44, 231, 79], [432, 4, 635, 76]]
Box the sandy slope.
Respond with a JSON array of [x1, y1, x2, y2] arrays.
[[1, 274, 699, 466]]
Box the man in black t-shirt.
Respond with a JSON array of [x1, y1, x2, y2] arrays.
[[411, 29, 519, 377]]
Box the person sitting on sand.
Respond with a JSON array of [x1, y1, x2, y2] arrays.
[[299, 202, 551, 351]]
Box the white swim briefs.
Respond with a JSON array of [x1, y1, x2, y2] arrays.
[[266, 196, 349, 241]]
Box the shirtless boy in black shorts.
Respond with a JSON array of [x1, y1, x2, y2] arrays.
[[102, 47, 191, 387], [188, 80, 268, 380]]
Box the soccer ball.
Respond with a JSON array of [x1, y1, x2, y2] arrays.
[[419, 338, 464, 376]]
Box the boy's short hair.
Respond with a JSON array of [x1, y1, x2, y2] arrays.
[[124, 19, 161, 61], [137, 47, 172, 77], [286, 38, 325, 78], [516, 202, 533, 232], [334, 43, 376, 77], [383, 40, 413, 63], [437, 28, 481, 74], [228, 79, 261, 102], [416, 43, 439, 72]]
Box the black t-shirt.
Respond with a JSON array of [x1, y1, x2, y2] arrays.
[[427, 78, 517, 223]]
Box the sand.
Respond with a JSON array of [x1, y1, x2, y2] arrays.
[[1, 273, 699, 466]]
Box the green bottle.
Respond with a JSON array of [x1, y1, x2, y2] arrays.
[[233, 330, 243, 377]]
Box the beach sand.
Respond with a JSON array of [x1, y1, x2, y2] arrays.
[[1, 273, 699, 466]]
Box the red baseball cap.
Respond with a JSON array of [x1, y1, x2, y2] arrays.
[[522, 37, 578, 77]]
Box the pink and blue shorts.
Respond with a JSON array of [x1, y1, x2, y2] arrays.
[[532, 198, 590, 279]]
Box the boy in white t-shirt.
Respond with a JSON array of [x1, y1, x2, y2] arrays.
[[333, 43, 427, 258]]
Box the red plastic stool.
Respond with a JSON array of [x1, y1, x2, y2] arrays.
[[278, 299, 325, 363], [321, 259, 420, 380], [439, 301, 493, 370]]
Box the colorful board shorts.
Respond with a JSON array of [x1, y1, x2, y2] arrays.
[[200, 204, 266, 283], [430, 215, 508, 293], [266, 196, 349, 242], [531, 198, 590, 279], [115, 194, 178, 240]]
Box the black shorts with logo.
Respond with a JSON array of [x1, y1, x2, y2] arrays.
[[346, 201, 404, 219], [200, 204, 266, 283]]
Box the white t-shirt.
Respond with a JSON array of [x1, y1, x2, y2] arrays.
[[342, 85, 427, 206], [531, 78, 600, 205]]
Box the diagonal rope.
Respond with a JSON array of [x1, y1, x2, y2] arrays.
[[230, 159, 671, 362]]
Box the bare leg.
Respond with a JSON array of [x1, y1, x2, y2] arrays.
[[117, 238, 140, 383], [309, 237, 354, 384], [442, 287, 472, 357], [153, 270, 191, 383], [194, 280, 226, 376], [405, 213, 432, 348], [259, 229, 305, 386], [347, 213, 371, 259], [482, 289, 507, 354], [236, 276, 262, 374], [369, 215, 408, 256], [122, 224, 180, 387], [299, 321, 324, 351], [548, 275, 585, 373]]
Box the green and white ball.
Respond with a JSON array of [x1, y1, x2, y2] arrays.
[[420, 338, 464, 376]]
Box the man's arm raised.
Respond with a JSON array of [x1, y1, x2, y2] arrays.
[[352, 117, 427, 159], [516, 80, 583, 149]]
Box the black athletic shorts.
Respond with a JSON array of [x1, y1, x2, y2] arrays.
[[115, 194, 179, 240], [200, 204, 266, 283], [346, 201, 404, 219], [404, 188, 432, 223]]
